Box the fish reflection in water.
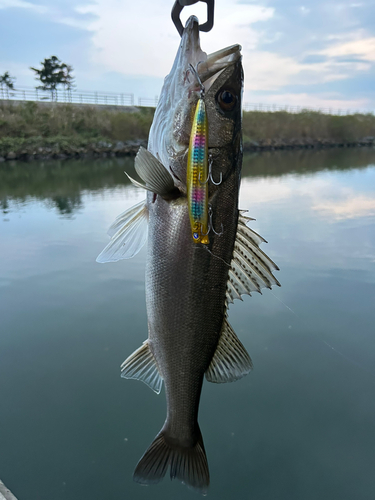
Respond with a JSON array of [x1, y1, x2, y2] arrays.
[[97, 16, 279, 494]]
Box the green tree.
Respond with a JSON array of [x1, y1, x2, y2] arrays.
[[0, 71, 16, 99], [30, 56, 75, 101]]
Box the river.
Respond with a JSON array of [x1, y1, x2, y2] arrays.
[[1, 148, 375, 500]]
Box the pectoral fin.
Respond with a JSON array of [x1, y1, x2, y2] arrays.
[[96, 200, 148, 263], [121, 340, 163, 394], [126, 147, 177, 198], [205, 317, 253, 383]]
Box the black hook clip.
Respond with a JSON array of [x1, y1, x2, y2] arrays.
[[171, 0, 215, 37]]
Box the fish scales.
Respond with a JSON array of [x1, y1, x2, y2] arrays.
[[96, 15, 279, 494]]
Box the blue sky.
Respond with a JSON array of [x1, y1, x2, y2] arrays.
[[1, 0, 375, 110]]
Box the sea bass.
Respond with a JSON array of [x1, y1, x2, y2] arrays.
[[97, 16, 280, 493]]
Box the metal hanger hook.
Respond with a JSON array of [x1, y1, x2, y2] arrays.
[[171, 0, 215, 37]]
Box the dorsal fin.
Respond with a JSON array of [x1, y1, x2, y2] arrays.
[[226, 211, 280, 305]]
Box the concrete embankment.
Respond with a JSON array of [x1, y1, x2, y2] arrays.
[[0, 139, 147, 162], [243, 136, 375, 152], [1, 138, 374, 163], [0, 480, 18, 500]]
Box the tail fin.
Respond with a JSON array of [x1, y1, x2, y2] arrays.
[[133, 427, 209, 494]]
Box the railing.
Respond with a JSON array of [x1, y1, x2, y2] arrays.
[[0, 86, 134, 106], [243, 102, 375, 116], [1, 86, 374, 116], [138, 96, 159, 107]]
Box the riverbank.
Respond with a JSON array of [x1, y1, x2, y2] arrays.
[[0, 100, 374, 161]]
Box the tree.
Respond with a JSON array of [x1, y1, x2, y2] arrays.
[[0, 71, 16, 98], [30, 56, 75, 101]]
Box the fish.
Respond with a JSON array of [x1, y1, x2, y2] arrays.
[[96, 15, 280, 494]]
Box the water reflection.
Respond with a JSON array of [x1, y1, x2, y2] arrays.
[[0, 156, 135, 217], [242, 147, 375, 178], [1, 148, 375, 217]]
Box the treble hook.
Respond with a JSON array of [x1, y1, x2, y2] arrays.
[[201, 204, 223, 236], [199, 155, 223, 185]]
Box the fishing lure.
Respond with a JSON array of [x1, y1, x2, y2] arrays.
[[187, 96, 210, 244]]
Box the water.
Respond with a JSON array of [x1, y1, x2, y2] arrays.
[[1, 148, 375, 500]]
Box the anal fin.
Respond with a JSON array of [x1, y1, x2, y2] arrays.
[[205, 317, 253, 383], [121, 340, 163, 394]]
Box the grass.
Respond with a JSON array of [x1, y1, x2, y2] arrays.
[[242, 110, 375, 146], [0, 101, 153, 156], [0, 101, 374, 157]]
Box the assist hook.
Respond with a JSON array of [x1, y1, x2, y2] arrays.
[[172, 0, 215, 37], [199, 154, 223, 186], [201, 204, 224, 237]]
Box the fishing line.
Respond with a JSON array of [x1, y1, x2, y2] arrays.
[[267, 290, 375, 379], [201, 245, 231, 267], [269, 290, 297, 316]]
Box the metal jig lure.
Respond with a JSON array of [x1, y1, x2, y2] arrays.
[[186, 64, 223, 244], [187, 71, 209, 244]]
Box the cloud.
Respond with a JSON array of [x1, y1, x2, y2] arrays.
[[243, 92, 370, 110], [0, 0, 95, 31], [70, 0, 274, 78], [0, 0, 47, 13], [60, 0, 373, 109], [299, 6, 310, 15], [0, 0, 374, 108], [320, 35, 375, 62]]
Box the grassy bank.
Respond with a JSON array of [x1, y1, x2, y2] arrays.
[[243, 110, 375, 148], [0, 101, 153, 159], [0, 100, 374, 160]]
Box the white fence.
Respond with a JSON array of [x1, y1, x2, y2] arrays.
[[0, 86, 374, 115], [0, 86, 136, 106], [243, 102, 375, 116]]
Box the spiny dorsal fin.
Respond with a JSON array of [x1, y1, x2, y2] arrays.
[[121, 340, 163, 394], [126, 147, 176, 197], [225, 211, 280, 304], [205, 317, 252, 383], [96, 200, 148, 263]]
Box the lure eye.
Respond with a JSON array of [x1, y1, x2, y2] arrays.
[[218, 90, 236, 111]]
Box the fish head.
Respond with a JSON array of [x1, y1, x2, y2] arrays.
[[148, 15, 243, 190]]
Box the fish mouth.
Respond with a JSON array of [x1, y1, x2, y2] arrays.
[[183, 15, 241, 91]]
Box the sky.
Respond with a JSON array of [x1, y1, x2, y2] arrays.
[[1, 0, 375, 111]]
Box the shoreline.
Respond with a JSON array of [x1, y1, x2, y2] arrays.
[[1, 101, 374, 162], [0, 138, 374, 163]]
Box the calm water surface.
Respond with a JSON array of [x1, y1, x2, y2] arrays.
[[1, 148, 375, 500]]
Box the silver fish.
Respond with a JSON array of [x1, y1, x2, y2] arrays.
[[97, 16, 280, 494]]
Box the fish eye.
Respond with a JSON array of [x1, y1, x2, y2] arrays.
[[217, 90, 236, 111]]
